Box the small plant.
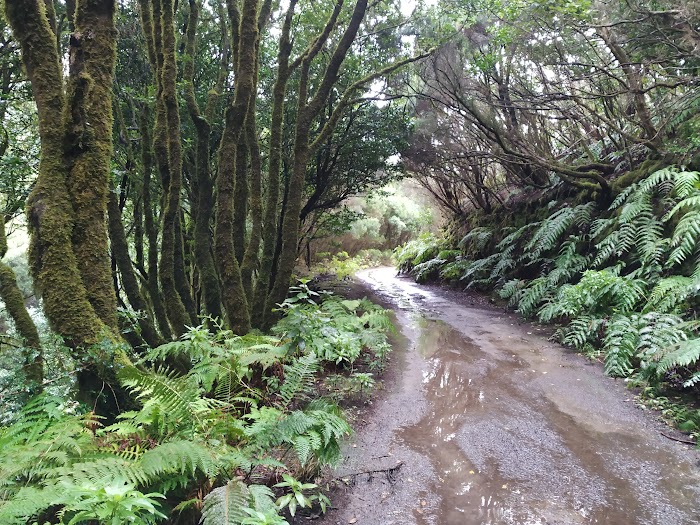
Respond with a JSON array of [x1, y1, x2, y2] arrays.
[[349, 372, 375, 395], [274, 474, 329, 517], [241, 508, 290, 525], [57, 481, 165, 525]]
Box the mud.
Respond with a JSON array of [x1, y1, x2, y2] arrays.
[[317, 267, 700, 525]]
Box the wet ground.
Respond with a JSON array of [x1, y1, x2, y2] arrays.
[[317, 267, 700, 525]]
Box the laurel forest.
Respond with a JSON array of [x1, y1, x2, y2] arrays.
[[0, 0, 699, 523]]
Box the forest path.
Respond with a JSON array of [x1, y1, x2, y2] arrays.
[[316, 267, 700, 525]]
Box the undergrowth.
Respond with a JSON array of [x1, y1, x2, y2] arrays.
[[396, 166, 700, 440], [0, 285, 393, 524]]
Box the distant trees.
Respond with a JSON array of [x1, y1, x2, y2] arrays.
[[408, 0, 700, 216]]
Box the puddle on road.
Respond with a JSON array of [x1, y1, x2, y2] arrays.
[[396, 316, 700, 525]]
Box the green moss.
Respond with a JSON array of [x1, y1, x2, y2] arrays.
[[611, 160, 666, 194], [0, 220, 42, 386]]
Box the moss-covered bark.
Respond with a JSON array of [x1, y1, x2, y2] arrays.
[[0, 219, 42, 386], [140, 0, 190, 337], [64, 0, 119, 330], [139, 102, 172, 340], [184, 0, 223, 322], [240, 101, 263, 303], [5, 0, 134, 413], [214, 0, 260, 334], [251, 0, 296, 326], [5, 0, 115, 349], [107, 189, 165, 348], [232, 130, 250, 264], [173, 211, 197, 323], [268, 0, 369, 313]]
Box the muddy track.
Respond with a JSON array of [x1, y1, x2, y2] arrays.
[[316, 267, 700, 525]]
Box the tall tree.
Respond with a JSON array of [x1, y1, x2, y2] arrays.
[[5, 0, 121, 400]]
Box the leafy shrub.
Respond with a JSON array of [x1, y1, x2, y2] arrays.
[[0, 287, 392, 524], [398, 166, 700, 396]]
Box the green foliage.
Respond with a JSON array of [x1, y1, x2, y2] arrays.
[[274, 292, 393, 368], [57, 481, 166, 525], [399, 166, 700, 401], [201, 480, 277, 525], [524, 203, 596, 263], [274, 474, 328, 517], [394, 233, 445, 274], [0, 287, 390, 523]]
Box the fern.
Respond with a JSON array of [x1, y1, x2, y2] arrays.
[[603, 315, 639, 377], [458, 227, 492, 256], [119, 366, 223, 436], [561, 316, 605, 350], [656, 339, 700, 377], [201, 480, 274, 525], [499, 279, 526, 308], [518, 277, 552, 318], [667, 210, 700, 267], [279, 355, 319, 408], [460, 253, 501, 285], [637, 313, 689, 362], [439, 257, 473, 280], [524, 203, 596, 263], [412, 257, 448, 283], [645, 276, 698, 313]]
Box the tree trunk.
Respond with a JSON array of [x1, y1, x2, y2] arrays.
[[0, 219, 43, 387], [184, 0, 223, 323], [214, 0, 260, 334], [268, 0, 369, 313], [107, 189, 165, 348], [5, 0, 117, 349]]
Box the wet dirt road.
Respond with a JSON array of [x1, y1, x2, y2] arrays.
[[318, 267, 700, 525]]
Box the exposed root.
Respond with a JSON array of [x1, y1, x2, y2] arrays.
[[335, 461, 405, 486], [660, 431, 696, 446]]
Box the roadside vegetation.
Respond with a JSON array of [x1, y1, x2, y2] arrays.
[[2, 0, 700, 521], [396, 0, 700, 440], [0, 283, 393, 524], [396, 168, 700, 441]]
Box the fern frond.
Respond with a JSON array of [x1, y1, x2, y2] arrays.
[[279, 355, 319, 408], [525, 204, 594, 262], [645, 276, 697, 313], [656, 339, 700, 376], [517, 277, 552, 318], [667, 210, 700, 267], [561, 316, 604, 350], [603, 315, 639, 377], [119, 366, 220, 435], [201, 480, 253, 525], [672, 171, 700, 200]]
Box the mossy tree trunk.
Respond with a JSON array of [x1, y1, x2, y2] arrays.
[[5, 0, 118, 349], [107, 188, 164, 348], [250, 0, 298, 327], [139, 0, 191, 337], [0, 219, 43, 388], [64, 0, 119, 331], [214, 0, 260, 334], [5, 0, 128, 408], [183, 0, 224, 323], [267, 0, 370, 315], [139, 101, 173, 340]]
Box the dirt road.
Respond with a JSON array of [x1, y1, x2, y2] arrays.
[[317, 267, 700, 525]]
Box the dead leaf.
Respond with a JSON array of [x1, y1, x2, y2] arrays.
[[420, 500, 427, 506]]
